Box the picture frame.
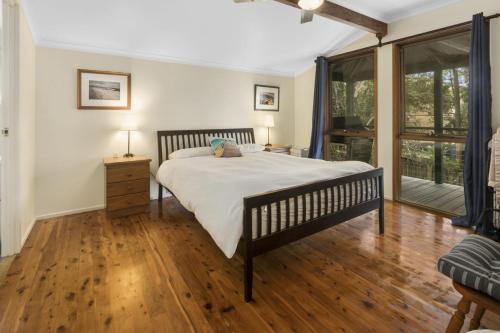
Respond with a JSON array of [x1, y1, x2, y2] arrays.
[[254, 84, 280, 111], [77, 69, 131, 110]]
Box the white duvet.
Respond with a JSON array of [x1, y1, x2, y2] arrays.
[[156, 152, 373, 258]]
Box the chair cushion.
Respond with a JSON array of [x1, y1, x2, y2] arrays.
[[438, 234, 500, 301]]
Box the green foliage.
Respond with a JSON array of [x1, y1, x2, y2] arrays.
[[331, 80, 374, 128], [442, 68, 469, 133], [403, 67, 469, 134], [405, 72, 434, 129], [331, 82, 346, 117], [354, 80, 374, 129], [401, 141, 464, 186], [399, 65, 468, 186]]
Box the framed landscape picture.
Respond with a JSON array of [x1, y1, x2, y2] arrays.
[[77, 69, 131, 110], [254, 84, 280, 111]]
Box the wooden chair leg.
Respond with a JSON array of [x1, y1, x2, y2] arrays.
[[446, 296, 471, 333], [469, 305, 486, 331]]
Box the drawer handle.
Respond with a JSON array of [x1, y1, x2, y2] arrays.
[[127, 174, 132, 177]]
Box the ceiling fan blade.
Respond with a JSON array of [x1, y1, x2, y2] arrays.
[[301, 10, 314, 24]]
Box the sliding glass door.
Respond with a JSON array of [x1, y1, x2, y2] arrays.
[[325, 50, 377, 166], [395, 30, 470, 215]]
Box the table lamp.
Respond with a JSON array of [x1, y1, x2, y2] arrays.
[[264, 115, 275, 147], [120, 117, 138, 157]]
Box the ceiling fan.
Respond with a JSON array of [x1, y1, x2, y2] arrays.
[[232, 0, 388, 39], [233, 0, 323, 24]]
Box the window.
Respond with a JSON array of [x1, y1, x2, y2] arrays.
[[402, 32, 470, 137], [395, 30, 470, 215], [325, 51, 376, 165]]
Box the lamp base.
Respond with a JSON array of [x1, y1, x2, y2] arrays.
[[123, 153, 135, 158], [265, 143, 272, 147]]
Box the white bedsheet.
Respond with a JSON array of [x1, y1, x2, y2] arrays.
[[156, 152, 373, 258]]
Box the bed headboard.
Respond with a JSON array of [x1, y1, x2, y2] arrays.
[[157, 128, 255, 165]]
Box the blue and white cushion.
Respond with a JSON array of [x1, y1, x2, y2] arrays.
[[208, 137, 237, 157], [437, 234, 500, 301]]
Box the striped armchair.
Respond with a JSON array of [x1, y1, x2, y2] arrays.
[[438, 235, 500, 333]]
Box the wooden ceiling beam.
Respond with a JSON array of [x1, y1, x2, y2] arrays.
[[274, 0, 388, 36]]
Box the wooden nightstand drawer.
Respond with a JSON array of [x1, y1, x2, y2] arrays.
[[107, 178, 149, 197], [107, 164, 149, 183], [107, 192, 150, 211], [104, 156, 152, 217]]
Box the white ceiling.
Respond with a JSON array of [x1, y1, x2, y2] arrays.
[[21, 0, 460, 76]]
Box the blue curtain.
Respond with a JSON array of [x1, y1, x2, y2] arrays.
[[452, 13, 492, 231], [308, 56, 328, 159]]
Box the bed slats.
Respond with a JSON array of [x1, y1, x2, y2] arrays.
[[247, 170, 383, 241]]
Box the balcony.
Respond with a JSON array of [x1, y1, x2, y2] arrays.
[[401, 176, 465, 216]]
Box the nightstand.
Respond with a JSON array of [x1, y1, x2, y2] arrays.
[[264, 144, 292, 155], [103, 156, 151, 217]]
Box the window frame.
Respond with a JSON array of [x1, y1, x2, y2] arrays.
[[324, 48, 378, 166], [392, 25, 472, 216]]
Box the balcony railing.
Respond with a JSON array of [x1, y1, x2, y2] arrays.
[[400, 158, 464, 186]]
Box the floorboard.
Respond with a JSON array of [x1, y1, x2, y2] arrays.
[[0, 256, 14, 285], [0, 199, 499, 332]]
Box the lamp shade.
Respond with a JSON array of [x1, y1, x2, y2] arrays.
[[120, 116, 138, 131], [263, 115, 275, 128], [298, 0, 324, 10]]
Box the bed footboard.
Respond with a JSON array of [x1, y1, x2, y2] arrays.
[[242, 168, 384, 302]]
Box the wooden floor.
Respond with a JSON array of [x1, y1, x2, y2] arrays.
[[1, 198, 499, 332], [401, 176, 466, 216], [0, 256, 14, 285]]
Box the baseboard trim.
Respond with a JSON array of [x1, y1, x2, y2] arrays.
[[36, 204, 106, 221], [20, 217, 37, 249]]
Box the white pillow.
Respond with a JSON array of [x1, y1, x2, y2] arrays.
[[168, 147, 213, 160], [238, 143, 265, 154]]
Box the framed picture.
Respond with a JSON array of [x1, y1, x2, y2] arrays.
[[77, 69, 131, 110], [254, 84, 280, 111]]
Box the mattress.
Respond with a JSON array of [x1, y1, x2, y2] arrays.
[[156, 151, 374, 258]]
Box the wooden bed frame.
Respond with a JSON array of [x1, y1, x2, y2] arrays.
[[157, 128, 384, 302]]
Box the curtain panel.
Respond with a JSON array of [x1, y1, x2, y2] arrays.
[[452, 13, 493, 231], [308, 56, 328, 159]]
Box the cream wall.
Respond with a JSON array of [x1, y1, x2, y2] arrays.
[[294, 66, 315, 148], [18, 6, 36, 244], [35, 48, 294, 218], [293, 0, 500, 199]]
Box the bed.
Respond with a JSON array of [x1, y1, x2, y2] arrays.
[[157, 128, 384, 302]]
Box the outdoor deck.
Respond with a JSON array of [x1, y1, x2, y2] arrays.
[[401, 176, 465, 216]]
